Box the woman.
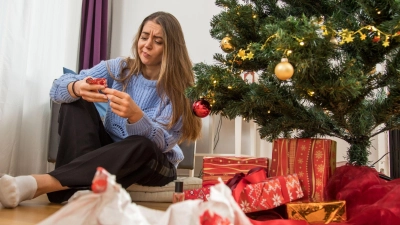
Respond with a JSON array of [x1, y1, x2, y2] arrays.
[[0, 11, 201, 208]]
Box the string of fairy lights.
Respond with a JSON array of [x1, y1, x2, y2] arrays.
[[218, 7, 400, 81], [197, 3, 399, 114]]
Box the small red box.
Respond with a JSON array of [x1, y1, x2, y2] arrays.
[[184, 186, 211, 201], [202, 157, 269, 187], [86, 77, 107, 87]]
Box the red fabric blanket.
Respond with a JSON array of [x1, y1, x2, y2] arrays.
[[324, 165, 400, 225], [248, 165, 400, 225]]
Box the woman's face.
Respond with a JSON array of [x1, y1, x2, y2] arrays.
[[138, 20, 164, 68]]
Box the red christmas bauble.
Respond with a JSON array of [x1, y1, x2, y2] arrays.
[[372, 36, 380, 43], [192, 99, 211, 118]]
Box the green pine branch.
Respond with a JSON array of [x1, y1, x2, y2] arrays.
[[188, 0, 400, 165]]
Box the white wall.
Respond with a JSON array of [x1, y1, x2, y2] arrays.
[[109, 0, 390, 176], [109, 0, 225, 173]]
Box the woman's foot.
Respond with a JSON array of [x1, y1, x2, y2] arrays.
[[0, 175, 37, 208]]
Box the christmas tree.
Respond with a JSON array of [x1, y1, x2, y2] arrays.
[[186, 0, 400, 165]]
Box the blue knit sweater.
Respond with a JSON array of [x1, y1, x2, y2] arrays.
[[50, 58, 184, 167]]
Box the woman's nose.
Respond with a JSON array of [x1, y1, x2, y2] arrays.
[[144, 38, 152, 49]]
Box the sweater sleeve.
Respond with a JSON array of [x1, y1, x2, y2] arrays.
[[125, 102, 182, 153], [49, 58, 123, 103]]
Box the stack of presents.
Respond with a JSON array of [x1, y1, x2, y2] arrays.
[[185, 138, 346, 224]]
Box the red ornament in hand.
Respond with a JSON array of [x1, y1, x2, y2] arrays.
[[192, 99, 211, 118], [86, 78, 107, 87]]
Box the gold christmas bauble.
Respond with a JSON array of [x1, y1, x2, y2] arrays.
[[330, 36, 338, 45], [274, 58, 294, 80], [220, 36, 235, 53]]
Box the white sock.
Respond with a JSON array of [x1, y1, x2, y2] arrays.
[[0, 175, 37, 208]]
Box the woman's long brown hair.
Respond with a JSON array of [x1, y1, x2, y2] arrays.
[[110, 11, 201, 143]]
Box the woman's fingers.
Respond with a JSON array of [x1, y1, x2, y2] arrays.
[[103, 88, 136, 118], [103, 89, 128, 105], [82, 94, 108, 102], [80, 77, 108, 102], [81, 87, 108, 102]]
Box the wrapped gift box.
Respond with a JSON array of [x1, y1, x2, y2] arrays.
[[202, 156, 269, 187], [184, 186, 211, 201], [270, 138, 336, 201], [231, 169, 304, 213], [287, 200, 346, 223]]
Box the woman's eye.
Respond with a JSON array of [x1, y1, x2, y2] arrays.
[[140, 37, 148, 40]]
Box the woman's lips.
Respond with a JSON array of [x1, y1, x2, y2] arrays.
[[142, 52, 150, 58]]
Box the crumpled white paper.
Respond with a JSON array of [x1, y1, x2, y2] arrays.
[[38, 168, 252, 225]]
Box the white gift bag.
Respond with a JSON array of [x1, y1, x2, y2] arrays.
[[38, 167, 150, 225], [151, 180, 252, 225], [39, 168, 252, 225]]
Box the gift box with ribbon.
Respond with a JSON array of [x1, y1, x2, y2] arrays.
[[269, 138, 336, 201], [184, 186, 211, 201], [202, 157, 269, 187], [287, 200, 347, 223], [227, 167, 304, 214]]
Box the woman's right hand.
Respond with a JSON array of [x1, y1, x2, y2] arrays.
[[70, 77, 108, 102]]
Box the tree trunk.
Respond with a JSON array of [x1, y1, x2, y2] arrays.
[[347, 136, 371, 166]]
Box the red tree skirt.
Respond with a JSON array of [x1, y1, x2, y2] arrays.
[[325, 165, 400, 225]]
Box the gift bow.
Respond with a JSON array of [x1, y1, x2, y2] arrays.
[[226, 167, 308, 225], [226, 167, 290, 204], [226, 167, 268, 202]]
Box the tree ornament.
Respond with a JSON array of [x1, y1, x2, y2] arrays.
[[240, 70, 260, 83], [192, 99, 211, 118], [274, 58, 294, 80], [372, 36, 380, 43], [330, 36, 338, 45], [318, 15, 325, 25], [220, 36, 235, 53]]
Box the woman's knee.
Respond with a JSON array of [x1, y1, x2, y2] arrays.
[[125, 135, 156, 149]]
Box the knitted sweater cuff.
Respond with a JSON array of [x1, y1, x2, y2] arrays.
[[49, 78, 80, 103], [125, 113, 153, 137]]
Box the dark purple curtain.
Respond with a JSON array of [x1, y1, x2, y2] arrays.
[[79, 0, 108, 71]]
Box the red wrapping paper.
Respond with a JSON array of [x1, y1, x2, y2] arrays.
[[202, 157, 269, 187], [244, 165, 400, 225], [247, 165, 400, 225], [270, 138, 336, 201], [227, 168, 304, 214], [184, 186, 211, 201]]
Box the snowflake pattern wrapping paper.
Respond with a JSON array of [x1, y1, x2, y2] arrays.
[[237, 174, 304, 213], [184, 186, 211, 201], [270, 138, 336, 201]]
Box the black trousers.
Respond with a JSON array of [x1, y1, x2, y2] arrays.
[[47, 99, 177, 203]]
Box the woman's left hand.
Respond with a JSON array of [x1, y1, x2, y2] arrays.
[[102, 88, 144, 123]]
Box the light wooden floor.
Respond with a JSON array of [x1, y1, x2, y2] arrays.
[[0, 195, 171, 225]]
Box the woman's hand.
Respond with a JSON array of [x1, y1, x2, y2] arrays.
[[71, 77, 108, 102], [102, 88, 144, 123]]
